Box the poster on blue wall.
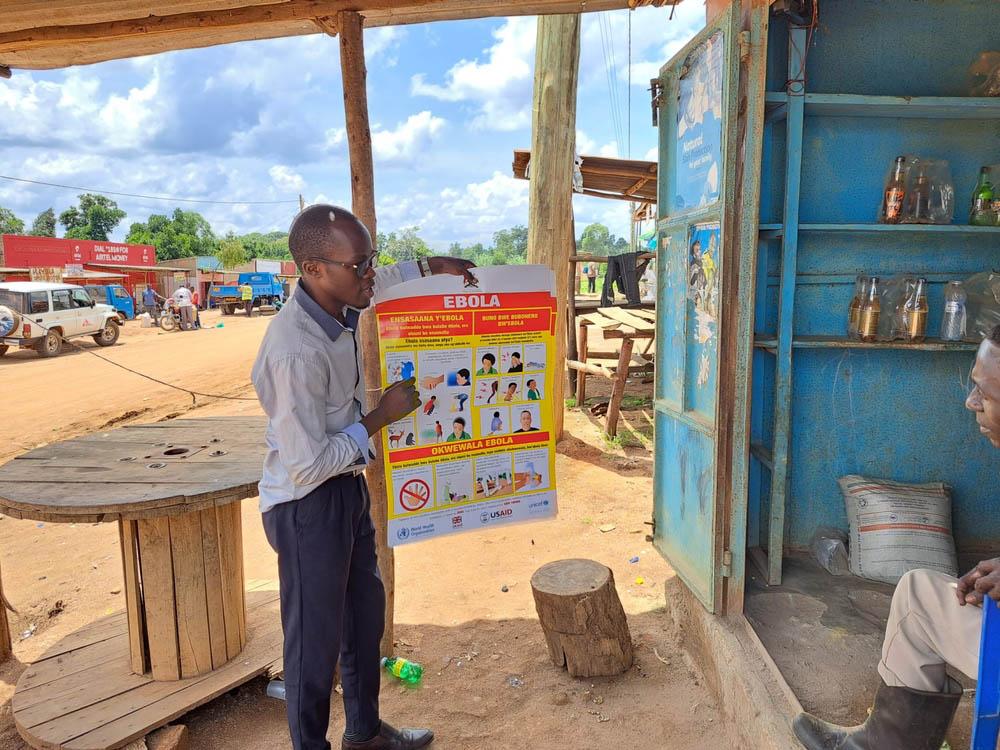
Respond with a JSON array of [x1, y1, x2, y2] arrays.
[[674, 31, 724, 212], [687, 222, 720, 402]]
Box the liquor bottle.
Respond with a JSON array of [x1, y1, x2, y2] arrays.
[[881, 156, 907, 224], [858, 276, 881, 342], [904, 277, 928, 342], [847, 275, 866, 338], [905, 168, 933, 224], [970, 167, 995, 226], [940, 281, 967, 341]]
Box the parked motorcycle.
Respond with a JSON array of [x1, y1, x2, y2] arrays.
[[158, 300, 183, 332]]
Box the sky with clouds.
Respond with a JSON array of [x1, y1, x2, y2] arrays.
[[0, 5, 705, 250]]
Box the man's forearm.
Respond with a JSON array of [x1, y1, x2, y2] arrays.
[[360, 406, 389, 437]]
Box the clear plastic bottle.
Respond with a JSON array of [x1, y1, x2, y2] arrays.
[[940, 281, 967, 341], [904, 278, 929, 342], [381, 656, 423, 685]]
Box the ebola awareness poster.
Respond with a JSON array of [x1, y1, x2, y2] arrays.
[[376, 265, 558, 546]]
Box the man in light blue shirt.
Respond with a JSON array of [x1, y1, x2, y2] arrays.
[[252, 205, 474, 750]]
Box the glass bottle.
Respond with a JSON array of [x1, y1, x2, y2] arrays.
[[905, 168, 933, 224], [858, 276, 881, 342], [881, 156, 907, 224], [904, 277, 928, 342], [940, 281, 967, 341], [970, 166, 996, 226], [847, 275, 866, 338]]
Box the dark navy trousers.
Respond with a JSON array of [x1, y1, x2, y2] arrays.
[[262, 474, 385, 750]]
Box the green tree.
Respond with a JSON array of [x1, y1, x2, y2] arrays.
[[490, 225, 528, 265], [0, 206, 25, 235], [377, 226, 433, 263], [578, 222, 612, 257], [240, 231, 290, 260], [29, 208, 56, 237], [216, 235, 247, 269], [58, 193, 127, 241], [126, 208, 218, 260]]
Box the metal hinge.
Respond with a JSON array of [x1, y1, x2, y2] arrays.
[[721, 549, 733, 578], [738, 31, 751, 62], [649, 78, 664, 127]]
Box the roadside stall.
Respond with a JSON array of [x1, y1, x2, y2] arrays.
[[649, 0, 1000, 742]]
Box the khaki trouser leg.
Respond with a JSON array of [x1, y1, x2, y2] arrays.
[[878, 568, 981, 691]]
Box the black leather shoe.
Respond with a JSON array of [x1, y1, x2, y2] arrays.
[[342, 722, 434, 750]]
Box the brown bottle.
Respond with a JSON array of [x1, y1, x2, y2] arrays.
[[859, 276, 881, 342], [881, 156, 907, 224], [848, 275, 866, 338], [904, 277, 929, 342]]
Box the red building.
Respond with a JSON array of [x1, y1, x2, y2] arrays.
[[0, 234, 176, 298]]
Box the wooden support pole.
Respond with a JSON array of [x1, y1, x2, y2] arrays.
[[526, 13, 581, 441], [338, 9, 394, 657], [0, 561, 11, 663], [566, 218, 578, 393]]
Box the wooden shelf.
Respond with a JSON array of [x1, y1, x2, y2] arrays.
[[754, 335, 980, 352], [758, 223, 1000, 238], [765, 92, 1000, 121]]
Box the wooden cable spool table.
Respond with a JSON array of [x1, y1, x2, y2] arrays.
[[0, 417, 284, 750]]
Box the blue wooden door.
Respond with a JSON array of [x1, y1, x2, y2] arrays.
[[653, 6, 741, 613]]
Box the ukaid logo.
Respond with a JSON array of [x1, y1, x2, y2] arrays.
[[451, 515, 463, 528]]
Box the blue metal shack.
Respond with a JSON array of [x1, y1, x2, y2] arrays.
[[651, 0, 1000, 619]]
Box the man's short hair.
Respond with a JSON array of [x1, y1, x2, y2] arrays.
[[521, 410, 531, 418], [288, 204, 371, 268], [454, 417, 466, 427], [483, 353, 496, 364], [990, 325, 1000, 346], [527, 379, 536, 387], [458, 368, 470, 380], [512, 352, 520, 359]]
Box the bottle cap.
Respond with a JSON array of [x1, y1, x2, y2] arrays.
[[380, 657, 388, 667]]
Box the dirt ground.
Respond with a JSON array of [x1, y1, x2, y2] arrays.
[[0, 309, 736, 749]]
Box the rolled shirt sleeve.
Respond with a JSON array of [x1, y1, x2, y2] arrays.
[[254, 354, 367, 488], [372, 261, 420, 301]]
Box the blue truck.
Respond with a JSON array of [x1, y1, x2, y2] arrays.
[[83, 284, 136, 323], [209, 272, 284, 316]]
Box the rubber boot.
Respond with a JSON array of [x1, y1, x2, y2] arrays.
[[792, 677, 962, 750]]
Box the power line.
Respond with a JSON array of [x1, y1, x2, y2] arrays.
[[0, 174, 299, 206]]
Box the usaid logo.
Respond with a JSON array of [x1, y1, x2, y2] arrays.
[[396, 527, 410, 541], [490, 508, 513, 520]]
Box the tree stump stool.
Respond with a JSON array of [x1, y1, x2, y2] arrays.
[[530, 559, 633, 677]]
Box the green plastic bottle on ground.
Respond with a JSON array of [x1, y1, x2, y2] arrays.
[[381, 656, 423, 685]]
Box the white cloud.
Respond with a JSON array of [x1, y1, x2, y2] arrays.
[[372, 111, 446, 164], [324, 127, 346, 150], [410, 17, 536, 131], [98, 68, 164, 149], [644, 145, 658, 161], [269, 165, 305, 192]]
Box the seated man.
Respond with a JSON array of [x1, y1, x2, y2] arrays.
[[794, 325, 1000, 750]]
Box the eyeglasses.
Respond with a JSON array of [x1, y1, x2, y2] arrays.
[[307, 253, 379, 278]]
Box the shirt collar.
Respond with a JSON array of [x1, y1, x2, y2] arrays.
[[295, 282, 360, 341]]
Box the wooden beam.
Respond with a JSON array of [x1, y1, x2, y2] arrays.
[[623, 176, 650, 197], [526, 13, 581, 441], [362, 0, 658, 28], [313, 15, 338, 35], [338, 9, 394, 658]]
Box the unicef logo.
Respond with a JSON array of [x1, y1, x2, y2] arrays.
[[396, 527, 410, 541]]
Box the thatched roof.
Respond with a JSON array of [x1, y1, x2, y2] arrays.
[[0, 0, 678, 72], [512, 148, 657, 205]]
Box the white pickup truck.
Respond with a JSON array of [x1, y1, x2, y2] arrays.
[[0, 282, 121, 358]]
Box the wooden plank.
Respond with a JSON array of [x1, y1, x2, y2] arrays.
[[137, 517, 181, 681], [199, 507, 229, 669], [579, 312, 620, 329], [0, 458, 262, 484], [118, 520, 147, 675], [168, 512, 213, 678], [16, 634, 130, 692], [566, 360, 614, 379], [215, 503, 245, 660], [605, 337, 635, 437], [28, 614, 127, 663], [597, 307, 656, 332], [12, 592, 283, 750]]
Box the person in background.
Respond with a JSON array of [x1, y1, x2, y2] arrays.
[[513, 409, 538, 433], [434, 420, 443, 443], [252, 204, 475, 750], [793, 325, 1000, 750], [490, 411, 503, 435], [587, 262, 598, 294], [507, 352, 523, 373], [189, 285, 202, 329], [476, 353, 497, 376], [241, 281, 254, 316], [142, 284, 164, 321], [172, 284, 195, 331]]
